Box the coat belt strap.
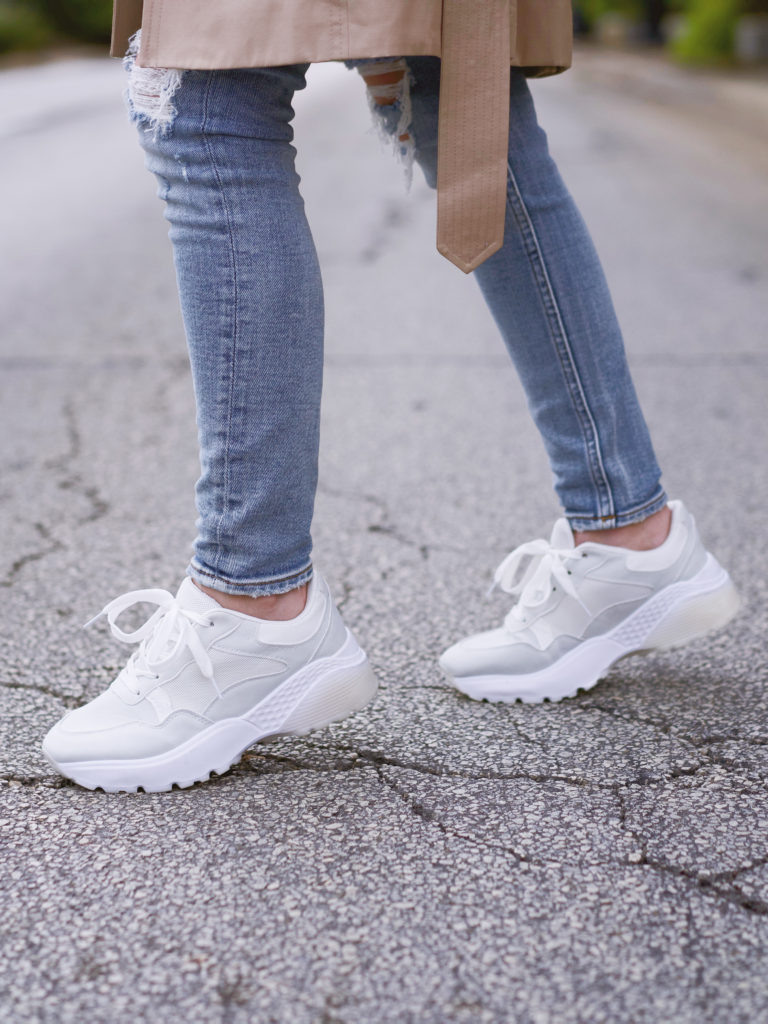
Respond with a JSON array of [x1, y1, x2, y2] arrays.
[[111, 0, 143, 56], [437, 0, 512, 273]]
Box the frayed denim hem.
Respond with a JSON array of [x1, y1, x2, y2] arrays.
[[566, 488, 668, 532], [186, 561, 313, 597]]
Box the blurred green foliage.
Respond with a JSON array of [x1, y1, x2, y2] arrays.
[[0, 0, 111, 54], [0, 2, 53, 52], [576, 0, 645, 30], [672, 0, 741, 61], [575, 0, 768, 61], [38, 0, 113, 41]]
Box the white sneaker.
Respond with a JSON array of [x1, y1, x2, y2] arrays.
[[439, 501, 740, 703], [43, 573, 377, 792]]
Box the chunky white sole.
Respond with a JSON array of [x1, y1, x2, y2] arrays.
[[447, 554, 741, 704], [45, 632, 378, 793]]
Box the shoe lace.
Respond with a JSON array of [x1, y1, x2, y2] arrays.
[[491, 538, 588, 627], [85, 589, 221, 697]]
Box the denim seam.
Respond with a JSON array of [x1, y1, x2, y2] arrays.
[[566, 487, 667, 530], [504, 161, 616, 523], [188, 565, 313, 598], [201, 74, 239, 580], [190, 560, 314, 588]]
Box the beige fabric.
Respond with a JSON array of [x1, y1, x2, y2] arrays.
[[111, 0, 573, 271], [110, 0, 571, 68]]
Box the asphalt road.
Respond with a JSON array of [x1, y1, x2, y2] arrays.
[[1, 51, 767, 1023]]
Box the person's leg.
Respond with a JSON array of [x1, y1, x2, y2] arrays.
[[403, 58, 667, 542], [373, 58, 739, 701], [136, 61, 323, 605], [42, 60, 379, 790]]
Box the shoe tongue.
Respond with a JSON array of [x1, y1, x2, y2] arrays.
[[176, 577, 221, 614], [549, 517, 575, 550]]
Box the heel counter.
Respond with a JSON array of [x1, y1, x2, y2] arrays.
[[315, 591, 353, 660]]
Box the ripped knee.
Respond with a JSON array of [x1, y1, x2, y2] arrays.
[[353, 58, 414, 183], [124, 30, 185, 135]]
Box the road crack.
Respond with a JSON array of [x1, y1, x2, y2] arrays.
[[583, 703, 768, 783], [45, 401, 111, 526], [251, 738, 711, 791], [2, 402, 111, 590], [0, 774, 70, 789], [0, 523, 63, 589], [0, 680, 82, 708], [372, 761, 541, 865], [615, 786, 768, 917], [317, 481, 467, 561]]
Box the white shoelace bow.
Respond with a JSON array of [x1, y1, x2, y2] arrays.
[[491, 538, 588, 627], [85, 589, 221, 697]]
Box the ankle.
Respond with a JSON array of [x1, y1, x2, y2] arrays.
[[194, 581, 308, 620], [573, 505, 672, 552]]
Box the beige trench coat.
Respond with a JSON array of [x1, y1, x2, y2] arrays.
[[112, 1, 573, 272]]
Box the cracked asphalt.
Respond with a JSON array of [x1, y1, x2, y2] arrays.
[[1, 51, 767, 1023]]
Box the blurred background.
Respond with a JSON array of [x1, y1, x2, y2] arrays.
[[0, 0, 112, 55], [3, 0, 768, 65]]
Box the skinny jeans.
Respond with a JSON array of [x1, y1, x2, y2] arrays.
[[132, 57, 666, 596]]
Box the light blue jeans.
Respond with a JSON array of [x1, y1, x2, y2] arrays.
[[132, 58, 666, 596]]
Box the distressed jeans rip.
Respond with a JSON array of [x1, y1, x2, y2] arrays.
[[123, 30, 185, 136], [353, 58, 415, 184]]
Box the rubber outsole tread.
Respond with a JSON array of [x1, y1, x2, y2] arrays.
[[94, 762, 239, 795]]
